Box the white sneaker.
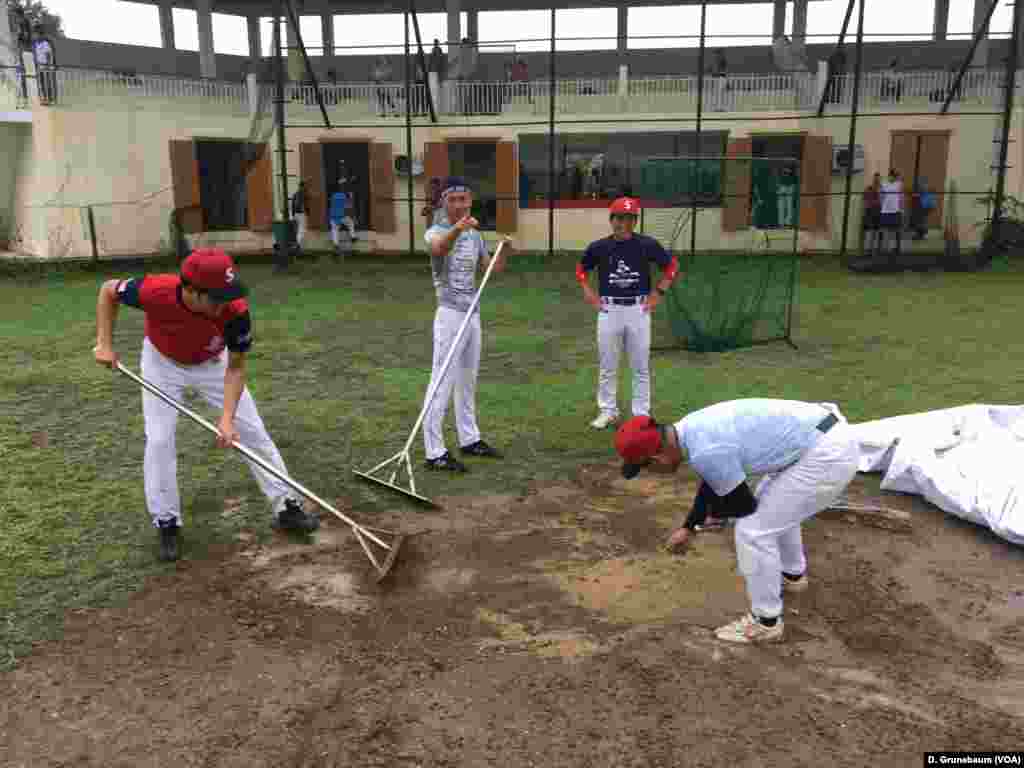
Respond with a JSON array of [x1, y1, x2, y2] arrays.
[[715, 613, 784, 644], [590, 413, 618, 430], [782, 573, 809, 593]]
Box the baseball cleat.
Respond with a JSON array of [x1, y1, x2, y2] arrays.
[[715, 613, 784, 644], [460, 440, 502, 458], [782, 572, 809, 593], [590, 413, 618, 430], [157, 520, 180, 562], [424, 451, 468, 472], [273, 498, 320, 533]]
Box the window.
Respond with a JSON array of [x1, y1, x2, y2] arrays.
[[212, 13, 248, 55], [172, 8, 199, 52], [518, 131, 728, 207], [196, 140, 252, 231], [448, 141, 499, 230]]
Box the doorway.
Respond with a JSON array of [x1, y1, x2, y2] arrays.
[[890, 131, 950, 229], [447, 140, 498, 231], [322, 141, 371, 232]]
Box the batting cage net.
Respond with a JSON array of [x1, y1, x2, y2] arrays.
[[638, 156, 800, 352]]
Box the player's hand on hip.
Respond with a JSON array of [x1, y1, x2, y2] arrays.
[[216, 415, 239, 449], [93, 344, 118, 369], [643, 293, 661, 313], [664, 527, 692, 555]]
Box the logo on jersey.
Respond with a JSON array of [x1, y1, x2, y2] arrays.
[[609, 259, 640, 290], [205, 335, 225, 354]]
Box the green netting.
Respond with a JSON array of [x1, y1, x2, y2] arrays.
[[659, 251, 798, 352], [637, 157, 723, 205]]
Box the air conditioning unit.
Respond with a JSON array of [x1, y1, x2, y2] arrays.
[[832, 144, 865, 175], [394, 155, 424, 176]]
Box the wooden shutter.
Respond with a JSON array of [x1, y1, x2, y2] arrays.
[[496, 140, 518, 234], [722, 138, 752, 232], [369, 141, 396, 234], [424, 141, 449, 185], [919, 133, 950, 227], [300, 142, 326, 230], [169, 139, 204, 234], [246, 143, 273, 232], [800, 134, 832, 233], [889, 131, 918, 217]]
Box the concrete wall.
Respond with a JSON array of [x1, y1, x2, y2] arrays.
[[54, 36, 1011, 83], [0, 124, 29, 245]]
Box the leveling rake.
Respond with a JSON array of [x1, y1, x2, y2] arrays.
[[354, 238, 511, 508], [116, 362, 406, 582]]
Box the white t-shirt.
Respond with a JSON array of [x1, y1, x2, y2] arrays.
[[675, 399, 833, 496], [880, 180, 903, 214], [425, 222, 488, 313]]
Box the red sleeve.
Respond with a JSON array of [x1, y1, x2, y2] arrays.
[[661, 255, 679, 282], [575, 262, 589, 286]]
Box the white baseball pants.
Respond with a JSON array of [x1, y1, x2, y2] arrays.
[[423, 306, 482, 461], [597, 300, 652, 420], [330, 218, 356, 244], [734, 419, 859, 620], [140, 339, 293, 527], [294, 213, 307, 247]]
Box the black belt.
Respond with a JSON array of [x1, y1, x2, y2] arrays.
[[816, 413, 839, 433], [601, 295, 647, 306]]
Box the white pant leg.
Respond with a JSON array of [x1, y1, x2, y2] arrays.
[[623, 304, 652, 417], [192, 356, 293, 513], [295, 213, 307, 246], [423, 306, 470, 460], [141, 340, 187, 527], [734, 423, 859, 619], [330, 221, 340, 246], [342, 216, 356, 238], [454, 313, 482, 449], [596, 306, 624, 418]]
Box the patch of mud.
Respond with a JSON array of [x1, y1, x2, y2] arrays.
[[546, 545, 745, 625], [275, 566, 374, 612], [475, 608, 601, 661]]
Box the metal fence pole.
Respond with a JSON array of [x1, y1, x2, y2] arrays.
[[839, 0, 865, 264], [547, 8, 556, 259], [691, 1, 707, 257], [405, 10, 415, 257], [992, 0, 1021, 248]]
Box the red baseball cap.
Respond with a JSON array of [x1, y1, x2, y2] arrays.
[[614, 415, 663, 479], [180, 248, 247, 302], [609, 197, 641, 216]]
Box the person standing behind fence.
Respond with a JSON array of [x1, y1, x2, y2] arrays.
[[31, 25, 57, 105], [862, 172, 882, 255], [329, 188, 357, 260], [372, 56, 395, 116], [291, 181, 307, 252], [880, 169, 904, 256], [910, 178, 935, 241], [711, 50, 728, 111]]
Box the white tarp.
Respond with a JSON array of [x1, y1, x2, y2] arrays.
[[848, 404, 1024, 546]]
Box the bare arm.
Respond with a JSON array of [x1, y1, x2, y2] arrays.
[[94, 279, 121, 366], [216, 351, 246, 448], [430, 216, 477, 258]]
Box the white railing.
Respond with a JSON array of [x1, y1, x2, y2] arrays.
[[0, 67, 28, 111], [52, 67, 248, 109]]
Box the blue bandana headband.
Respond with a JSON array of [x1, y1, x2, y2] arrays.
[[441, 184, 471, 201]]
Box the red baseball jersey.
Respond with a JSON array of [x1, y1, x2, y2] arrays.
[[115, 274, 252, 365]]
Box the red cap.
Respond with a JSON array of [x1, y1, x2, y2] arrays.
[[614, 416, 663, 478], [180, 248, 247, 302], [609, 197, 641, 216]]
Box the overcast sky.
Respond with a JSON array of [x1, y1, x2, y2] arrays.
[[43, 0, 1014, 56]]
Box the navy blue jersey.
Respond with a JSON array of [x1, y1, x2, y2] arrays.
[[580, 234, 671, 298]]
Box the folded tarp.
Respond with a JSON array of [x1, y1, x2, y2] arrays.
[[848, 405, 1024, 546]]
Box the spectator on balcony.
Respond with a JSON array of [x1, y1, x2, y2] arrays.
[[826, 46, 846, 104], [372, 56, 396, 116], [430, 39, 449, 113], [881, 58, 902, 103], [31, 25, 57, 106], [511, 57, 529, 103], [710, 49, 729, 111]]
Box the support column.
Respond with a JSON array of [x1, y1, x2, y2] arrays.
[[773, 0, 786, 40], [792, 0, 808, 45], [197, 0, 216, 79], [446, 0, 461, 46], [248, 15, 261, 60], [617, 5, 628, 54], [933, 0, 949, 41], [322, 13, 333, 57], [159, 0, 175, 50], [973, 0, 990, 67], [467, 10, 478, 42]]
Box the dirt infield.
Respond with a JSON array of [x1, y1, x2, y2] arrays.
[[3, 466, 1023, 767]]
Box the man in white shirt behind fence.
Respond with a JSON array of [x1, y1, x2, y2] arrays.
[[879, 168, 904, 256]]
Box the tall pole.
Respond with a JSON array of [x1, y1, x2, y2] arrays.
[[941, 0, 1000, 115], [273, 6, 289, 230], [992, 0, 1021, 248], [547, 7, 556, 259], [409, 0, 437, 123], [838, 0, 865, 263], [405, 10, 415, 257], [691, 1, 707, 256], [816, 0, 856, 117]]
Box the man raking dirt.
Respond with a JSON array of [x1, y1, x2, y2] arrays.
[[614, 399, 859, 643]]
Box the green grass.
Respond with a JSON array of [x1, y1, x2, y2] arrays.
[[2, 253, 1024, 669]]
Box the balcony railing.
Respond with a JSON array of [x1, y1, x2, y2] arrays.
[[12, 65, 1018, 120]]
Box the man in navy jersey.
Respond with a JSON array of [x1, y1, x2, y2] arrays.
[[577, 197, 680, 429], [93, 248, 319, 562]]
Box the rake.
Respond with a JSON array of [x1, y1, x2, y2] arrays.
[[116, 362, 406, 582], [354, 238, 511, 508]]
